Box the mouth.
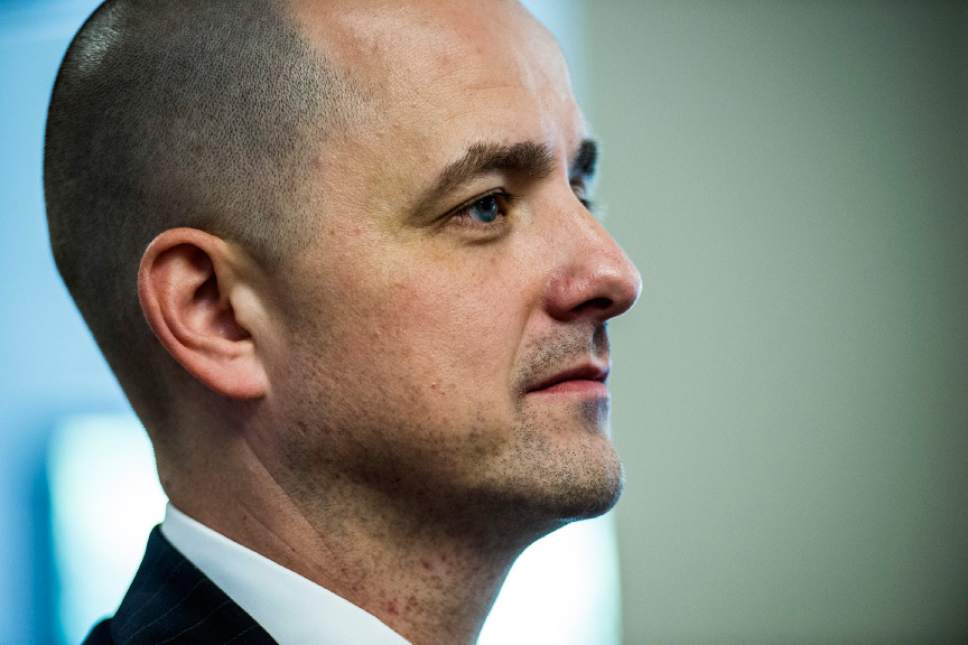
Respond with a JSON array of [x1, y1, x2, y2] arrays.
[[526, 363, 610, 396]]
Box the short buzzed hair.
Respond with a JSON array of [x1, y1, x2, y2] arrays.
[[44, 0, 358, 425]]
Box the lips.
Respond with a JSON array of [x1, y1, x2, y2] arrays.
[[526, 363, 610, 393]]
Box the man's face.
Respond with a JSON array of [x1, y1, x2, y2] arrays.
[[264, 0, 641, 529]]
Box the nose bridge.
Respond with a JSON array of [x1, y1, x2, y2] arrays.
[[543, 196, 642, 322]]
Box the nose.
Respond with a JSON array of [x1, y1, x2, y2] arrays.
[[543, 205, 642, 324]]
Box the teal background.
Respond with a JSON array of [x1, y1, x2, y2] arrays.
[[589, 2, 968, 643], [0, 1, 965, 643]]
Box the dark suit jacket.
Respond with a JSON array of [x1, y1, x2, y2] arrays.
[[82, 526, 277, 644]]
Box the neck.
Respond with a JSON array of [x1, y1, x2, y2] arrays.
[[166, 436, 552, 645]]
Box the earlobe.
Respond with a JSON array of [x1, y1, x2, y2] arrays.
[[138, 228, 269, 400]]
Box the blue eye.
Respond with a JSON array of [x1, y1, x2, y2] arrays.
[[467, 194, 501, 223], [451, 191, 513, 229]]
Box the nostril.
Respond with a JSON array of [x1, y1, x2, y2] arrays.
[[545, 243, 641, 323], [579, 296, 614, 314]]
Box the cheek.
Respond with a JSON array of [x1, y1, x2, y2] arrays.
[[280, 225, 542, 425], [277, 264, 524, 475], [376, 269, 519, 395]]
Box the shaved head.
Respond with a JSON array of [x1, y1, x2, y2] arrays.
[[44, 0, 362, 424]]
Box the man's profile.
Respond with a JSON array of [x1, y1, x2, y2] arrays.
[[44, 0, 641, 643]]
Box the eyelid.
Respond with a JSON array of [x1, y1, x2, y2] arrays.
[[445, 189, 514, 231]]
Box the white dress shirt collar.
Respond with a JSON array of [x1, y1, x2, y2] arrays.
[[160, 503, 410, 645]]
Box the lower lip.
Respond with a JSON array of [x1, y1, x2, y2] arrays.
[[529, 380, 609, 396]]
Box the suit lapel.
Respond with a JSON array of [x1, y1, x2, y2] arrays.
[[97, 526, 277, 644]]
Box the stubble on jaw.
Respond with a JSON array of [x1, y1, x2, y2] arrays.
[[494, 321, 624, 521], [511, 324, 610, 397], [508, 397, 624, 523], [269, 317, 624, 533]]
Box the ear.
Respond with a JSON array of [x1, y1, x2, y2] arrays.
[[138, 228, 269, 400]]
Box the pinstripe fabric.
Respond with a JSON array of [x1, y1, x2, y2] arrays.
[[82, 526, 277, 645]]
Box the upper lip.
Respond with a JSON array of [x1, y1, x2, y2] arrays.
[[526, 362, 610, 392]]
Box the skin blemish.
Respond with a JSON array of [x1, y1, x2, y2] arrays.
[[420, 557, 433, 570]]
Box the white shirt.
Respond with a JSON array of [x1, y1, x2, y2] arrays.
[[160, 503, 411, 645]]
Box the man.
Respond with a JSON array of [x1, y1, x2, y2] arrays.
[[45, 0, 641, 643]]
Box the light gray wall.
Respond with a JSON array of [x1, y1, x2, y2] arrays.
[[584, 2, 968, 643]]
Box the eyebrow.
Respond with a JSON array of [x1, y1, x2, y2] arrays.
[[411, 138, 600, 216]]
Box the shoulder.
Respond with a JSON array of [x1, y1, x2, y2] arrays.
[[82, 619, 114, 645], [82, 526, 276, 645]]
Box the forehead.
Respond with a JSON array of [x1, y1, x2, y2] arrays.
[[292, 0, 584, 190], [296, 0, 567, 87]]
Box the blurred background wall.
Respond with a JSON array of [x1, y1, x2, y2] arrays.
[[1, 1, 966, 643], [1, 2, 132, 643], [592, 1, 968, 643]]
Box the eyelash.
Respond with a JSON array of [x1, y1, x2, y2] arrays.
[[447, 183, 596, 230], [449, 190, 515, 230], [571, 181, 596, 212]]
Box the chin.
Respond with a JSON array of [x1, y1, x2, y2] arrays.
[[489, 432, 625, 529], [532, 405, 624, 521], [551, 455, 625, 522], [476, 400, 618, 518]]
